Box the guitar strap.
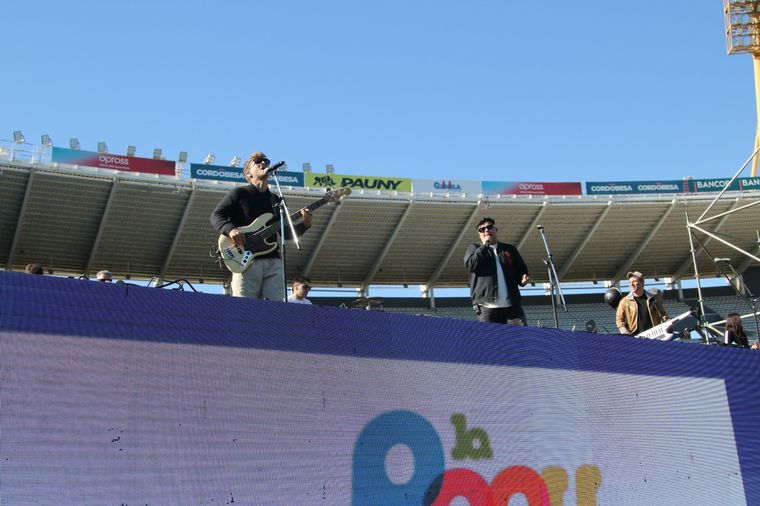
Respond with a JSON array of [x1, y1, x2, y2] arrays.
[[269, 192, 282, 220]]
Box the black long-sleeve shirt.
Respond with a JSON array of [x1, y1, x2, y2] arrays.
[[210, 184, 306, 258]]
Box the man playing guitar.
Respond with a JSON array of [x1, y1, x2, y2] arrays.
[[210, 151, 312, 299]]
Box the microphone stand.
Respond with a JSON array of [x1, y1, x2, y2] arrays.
[[270, 167, 301, 302], [537, 225, 566, 329]]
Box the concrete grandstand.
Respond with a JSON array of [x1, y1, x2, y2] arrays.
[[4, 137, 759, 341]]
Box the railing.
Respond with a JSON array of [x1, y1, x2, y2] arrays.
[[0, 139, 51, 165]]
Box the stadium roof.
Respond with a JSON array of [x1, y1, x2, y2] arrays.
[[2, 161, 759, 290]]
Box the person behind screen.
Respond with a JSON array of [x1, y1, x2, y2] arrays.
[[724, 313, 749, 348], [210, 151, 312, 299], [616, 271, 669, 335], [287, 276, 312, 304], [464, 217, 530, 325], [25, 263, 44, 275], [96, 270, 113, 282]]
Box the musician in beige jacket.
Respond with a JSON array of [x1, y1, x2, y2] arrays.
[[616, 271, 669, 335]]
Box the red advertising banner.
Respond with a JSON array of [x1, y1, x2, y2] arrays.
[[52, 147, 176, 176], [481, 181, 583, 195]]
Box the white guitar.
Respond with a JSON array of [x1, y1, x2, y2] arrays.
[[217, 187, 351, 273]]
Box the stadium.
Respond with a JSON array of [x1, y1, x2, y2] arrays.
[[3, 3, 760, 505], [2, 138, 759, 329], [2, 131, 760, 504]]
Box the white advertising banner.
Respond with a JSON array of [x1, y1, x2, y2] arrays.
[[1, 332, 745, 505], [413, 178, 483, 195]]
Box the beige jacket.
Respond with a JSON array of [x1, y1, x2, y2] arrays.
[[616, 290, 669, 335]]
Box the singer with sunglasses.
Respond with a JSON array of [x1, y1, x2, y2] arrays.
[[464, 217, 530, 325], [211, 151, 312, 299]]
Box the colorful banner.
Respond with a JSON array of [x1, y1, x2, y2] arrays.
[[306, 173, 412, 192], [190, 163, 304, 186], [686, 177, 760, 193], [52, 147, 176, 176], [1, 271, 757, 505], [586, 180, 685, 195], [481, 181, 583, 195], [413, 178, 482, 194]]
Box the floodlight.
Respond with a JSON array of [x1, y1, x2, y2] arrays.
[[302, 162, 312, 172], [178, 151, 188, 163], [97, 142, 108, 153], [230, 156, 241, 167], [204, 153, 215, 165], [126, 145, 136, 157], [152, 148, 162, 160], [724, 0, 760, 175], [325, 164, 335, 174], [69, 138, 80, 150], [41, 134, 52, 147], [13, 131, 24, 144]]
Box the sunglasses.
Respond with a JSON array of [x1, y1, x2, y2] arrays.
[[478, 224, 495, 233], [255, 158, 271, 167]]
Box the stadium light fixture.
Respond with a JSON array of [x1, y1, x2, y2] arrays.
[[724, 0, 760, 176], [41, 134, 52, 147], [97, 142, 108, 153], [126, 145, 136, 157], [302, 162, 312, 173], [152, 148, 162, 160], [325, 164, 335, 174], [178, 151, 188, 163], [204, 153, 216, 165], [69, 138, 80, 150], [13, 131, 24, 144], [230, 156, 241, 167]]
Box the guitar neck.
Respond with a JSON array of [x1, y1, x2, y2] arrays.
[[251, 197, 329, 240], [293, 198, 329, 218]]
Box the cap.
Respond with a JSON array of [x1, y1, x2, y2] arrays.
[[626, 271, 644, 280]]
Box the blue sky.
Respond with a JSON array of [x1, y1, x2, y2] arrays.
[[4, 1, 756, 184]]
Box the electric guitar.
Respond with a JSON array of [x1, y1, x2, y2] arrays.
[[217, 187, 351, 273]]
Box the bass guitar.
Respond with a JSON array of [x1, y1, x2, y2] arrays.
[[217, 187, 351, 273]]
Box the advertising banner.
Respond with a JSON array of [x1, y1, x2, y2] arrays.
[[686, 177, 760, 193], [586, 180, 685, 195], [190, 163, 304, 186], [481, 180, 583, 195], [1, 272, 758, 505], [1, 273, 758, 505], [52, 147, 175, 176], [412, 178, 482, 194], [305, 172, 412, 192]]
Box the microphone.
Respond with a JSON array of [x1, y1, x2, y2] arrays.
[[265, 161, 286, 174], [536, 224, 544, 231]]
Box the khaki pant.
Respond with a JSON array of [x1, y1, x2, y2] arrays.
[[231, 257, 285, 300]]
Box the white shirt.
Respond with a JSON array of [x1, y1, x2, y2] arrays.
[[287, 295, 312, 304], [481, 244, 509, 308]]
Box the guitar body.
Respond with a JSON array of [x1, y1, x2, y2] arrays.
[[217, 213, 277, 273], [216, 187, 351, 274]]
